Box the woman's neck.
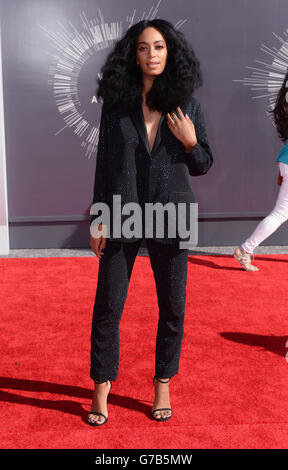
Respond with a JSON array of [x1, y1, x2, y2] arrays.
[[141, 75, 155, 105]]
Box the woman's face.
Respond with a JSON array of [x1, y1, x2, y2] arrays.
[[136, 27, 168, 77]]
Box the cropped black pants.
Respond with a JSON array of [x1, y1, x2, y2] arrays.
[[90, 238, 189, 382]]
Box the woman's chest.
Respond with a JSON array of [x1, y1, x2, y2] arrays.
[[141, 106, 163, 153]]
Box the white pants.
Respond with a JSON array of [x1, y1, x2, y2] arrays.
[[241, 162, 288, 254]]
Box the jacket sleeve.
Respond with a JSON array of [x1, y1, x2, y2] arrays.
[[90, 105, 108, 227], [183, 100, 213, 176]]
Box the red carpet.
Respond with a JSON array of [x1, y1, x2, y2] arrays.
[[1, 252, 288, 449]]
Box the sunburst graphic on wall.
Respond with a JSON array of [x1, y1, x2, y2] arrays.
[[39, 1, 188, 159], [235, 30, 288, 117]]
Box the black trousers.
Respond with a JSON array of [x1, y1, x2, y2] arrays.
[[90, 238, 189, 382]]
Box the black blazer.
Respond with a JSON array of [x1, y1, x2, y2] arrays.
[[90, 95, 213, 244]]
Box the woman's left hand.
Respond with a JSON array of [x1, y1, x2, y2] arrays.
[[167, 106, 197, 150]]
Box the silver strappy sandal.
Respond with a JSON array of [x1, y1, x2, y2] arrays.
[[233, 247, 259, 271]]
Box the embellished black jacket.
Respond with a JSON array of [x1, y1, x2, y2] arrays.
[[90, 95, 213, 245]]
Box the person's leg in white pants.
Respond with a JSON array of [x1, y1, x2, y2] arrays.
[[234, 162, 288, 270]]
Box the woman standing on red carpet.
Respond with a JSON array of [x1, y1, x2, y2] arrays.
[[234, 71, 288, 271], [88, 19, 213, 426]]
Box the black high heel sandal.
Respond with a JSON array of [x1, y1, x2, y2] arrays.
[[87, 379, 112, 427], [151, 376, 173, 422]]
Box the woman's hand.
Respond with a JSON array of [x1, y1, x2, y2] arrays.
[[167, 106, 197, 151], [90, 224, 107, 259]]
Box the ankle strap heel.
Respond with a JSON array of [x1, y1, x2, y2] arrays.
[[153, 375, 171, 385], [152, 376, 173, 422], [88, 380, 112, 427]]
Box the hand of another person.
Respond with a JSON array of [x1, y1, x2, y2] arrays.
[[167, 106, 197, 151], [90, 224, 107, 259]]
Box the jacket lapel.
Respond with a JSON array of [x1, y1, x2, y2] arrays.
[[129, 103, 165, 157], [152, 112, 165, 154]]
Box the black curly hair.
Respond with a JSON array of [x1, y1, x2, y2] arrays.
[[272, 70, 288, 142], [96, 19, 202, 113]]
